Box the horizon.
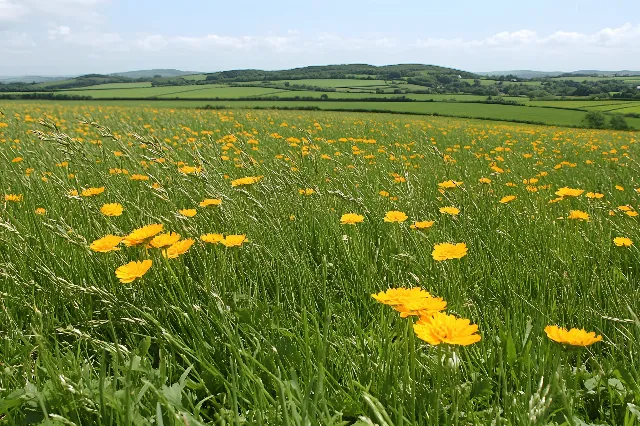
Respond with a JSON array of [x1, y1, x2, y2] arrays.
[[1, 0, 639, 75]]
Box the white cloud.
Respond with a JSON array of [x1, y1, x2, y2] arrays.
[[0, 0, 28, 21], [48, 25, 71, 39], [416, 23, 640, 51], [0, 31, 36, 50]]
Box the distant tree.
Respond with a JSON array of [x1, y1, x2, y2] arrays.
[[284, 81, 290, 87], [387, 71, 402, 80], [583, 111, 607, 129], [609, 114, 630, 130], [320, 94, 329, 100]]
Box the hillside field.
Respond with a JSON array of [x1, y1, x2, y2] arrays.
[[1, 103, 640, 424]]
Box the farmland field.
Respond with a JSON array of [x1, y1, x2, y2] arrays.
[[1, 102, 640, 424]]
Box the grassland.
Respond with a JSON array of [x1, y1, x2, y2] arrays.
[[1, 103, 640, 424]]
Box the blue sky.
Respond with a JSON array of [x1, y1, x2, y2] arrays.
[[1, 0, 639, 75]]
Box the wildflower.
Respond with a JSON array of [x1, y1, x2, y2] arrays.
[[432, 243, 468, 261], [613, 237, 633, 247], [150, 232, 181, 248], [130, 174, 149, 181], [298, 188, 314, 196], [221, 234, 247, 247], [371, 287, 433, 305], [479, 177, 491, 184], [101, 203, 123, 217], [413, 312, 481, 346], [201, 233, 224, 244], [379, 190, 390, 197], [4, 194, 22, 202], [394, 296, 447, 318], [555, 187, 584, 198], [179, 209, 197, 217], [383, 210, 408, 223], [12, 157, 23, 163], [439, 206, 460, 216], [231, 176, 263, 187], [500, 195, 516, 204], [544, 325, 602, 346], [340, 213, 365, 225], [163, 239, 195, 259], [81, 187, 105, 197], [438, 180, 463, 189], [586, 192, 604, 199], [615, 185, 624, 191], [626, 211, 638, 217], [35, 208, 46, 215], [568, 210, 590, 221], [410, 221, 435, 230], [115, 260, 152, 283], [68, 190, 79, 197], [90, 235, 123, 253], [199, 198, 222, 207], [123, 224, 164, 246]]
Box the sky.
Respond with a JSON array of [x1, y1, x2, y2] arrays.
[[1, 0, 640, 75]]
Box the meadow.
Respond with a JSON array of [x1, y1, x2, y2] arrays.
[[1, 102, 640, 425]]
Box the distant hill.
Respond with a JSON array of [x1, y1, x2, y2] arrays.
[[479, 70, 640, 78], [477, 70, 564, 78], [110, 69, 199, 79], [0, 75, 75, 84]]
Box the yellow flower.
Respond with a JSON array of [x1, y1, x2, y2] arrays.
[[298, 188, 314, 196], [4, 193, 23, 202], [479, 177, 491, 184], [163, 239, 195, 259], [115, 260, 152, 283], [371, 287, 433, 305], [340, 213, 365, 225], [150, 232, 181, 248], [544, 325, 602, 346], [394, 296, 447, 318], [586, 192, 604, 199], [432, 243, 468, 261], [618, 205, 632, 212], [81, 187, 105, 197], [130, 174, 149, 181], [90, 235, 123, 253], [568, 210, 590, 221], [439, 206, 460, 216], [626, 211, 639, 217], [123, 224, 164, 246], [383, 210, 408, 223], [199, 198, 222, 207], [35, 207, 46, 215], [179, 209, 197, 217], [101, 203, 123, 217], [410, 221, 435, 230], [379, 190, 390, 197], [201, 233, 225, 244], [614, 237, 633, 247], [413, 312, 481, 346], [615, 185, 624, 191], [555, 187, 584, 198], [500, 195, 516, 204], [221, 234, 248, 247], [231, 176, 263, 187], [12, 157, 23, 163], [438, 180, 463, 189]]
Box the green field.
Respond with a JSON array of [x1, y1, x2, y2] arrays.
[[1, 103, 640, 424], [61, 82, 154, 90]]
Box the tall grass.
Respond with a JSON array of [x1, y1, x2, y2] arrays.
[[1, 103, 639, 425]]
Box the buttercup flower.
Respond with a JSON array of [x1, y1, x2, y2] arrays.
[[411, 221, 435, 230], [613, 237, 633, 247], [90, 235, 123, 253], [340, 213, 365, 225], [432, 243, 468, 261], [222, 234, 248, 247], [101, 203, 123, 217], [383, 210, 408, 223], [568, 210, 590, 221], [115, 260, 152, 283], [5, 194, 23, 202], [199, 198, 222, 207], [586, 192, 604, 199], [544, 325, 602, 346], [298, 188, 314, 196], [555, 187, 584, 198], [81, 187, 105, 197], [500, 195, 516, 204], [231, 176, 263, 187], [438, 180, 463, 189], [413, 312, 481, 346], [201, 233, 224, 244], [150, 232, 181, 248], [439, 207, 460, 216], [123, 224, 164, 246], [178, 209, 197, 218], [163, 239, 195, 258]]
